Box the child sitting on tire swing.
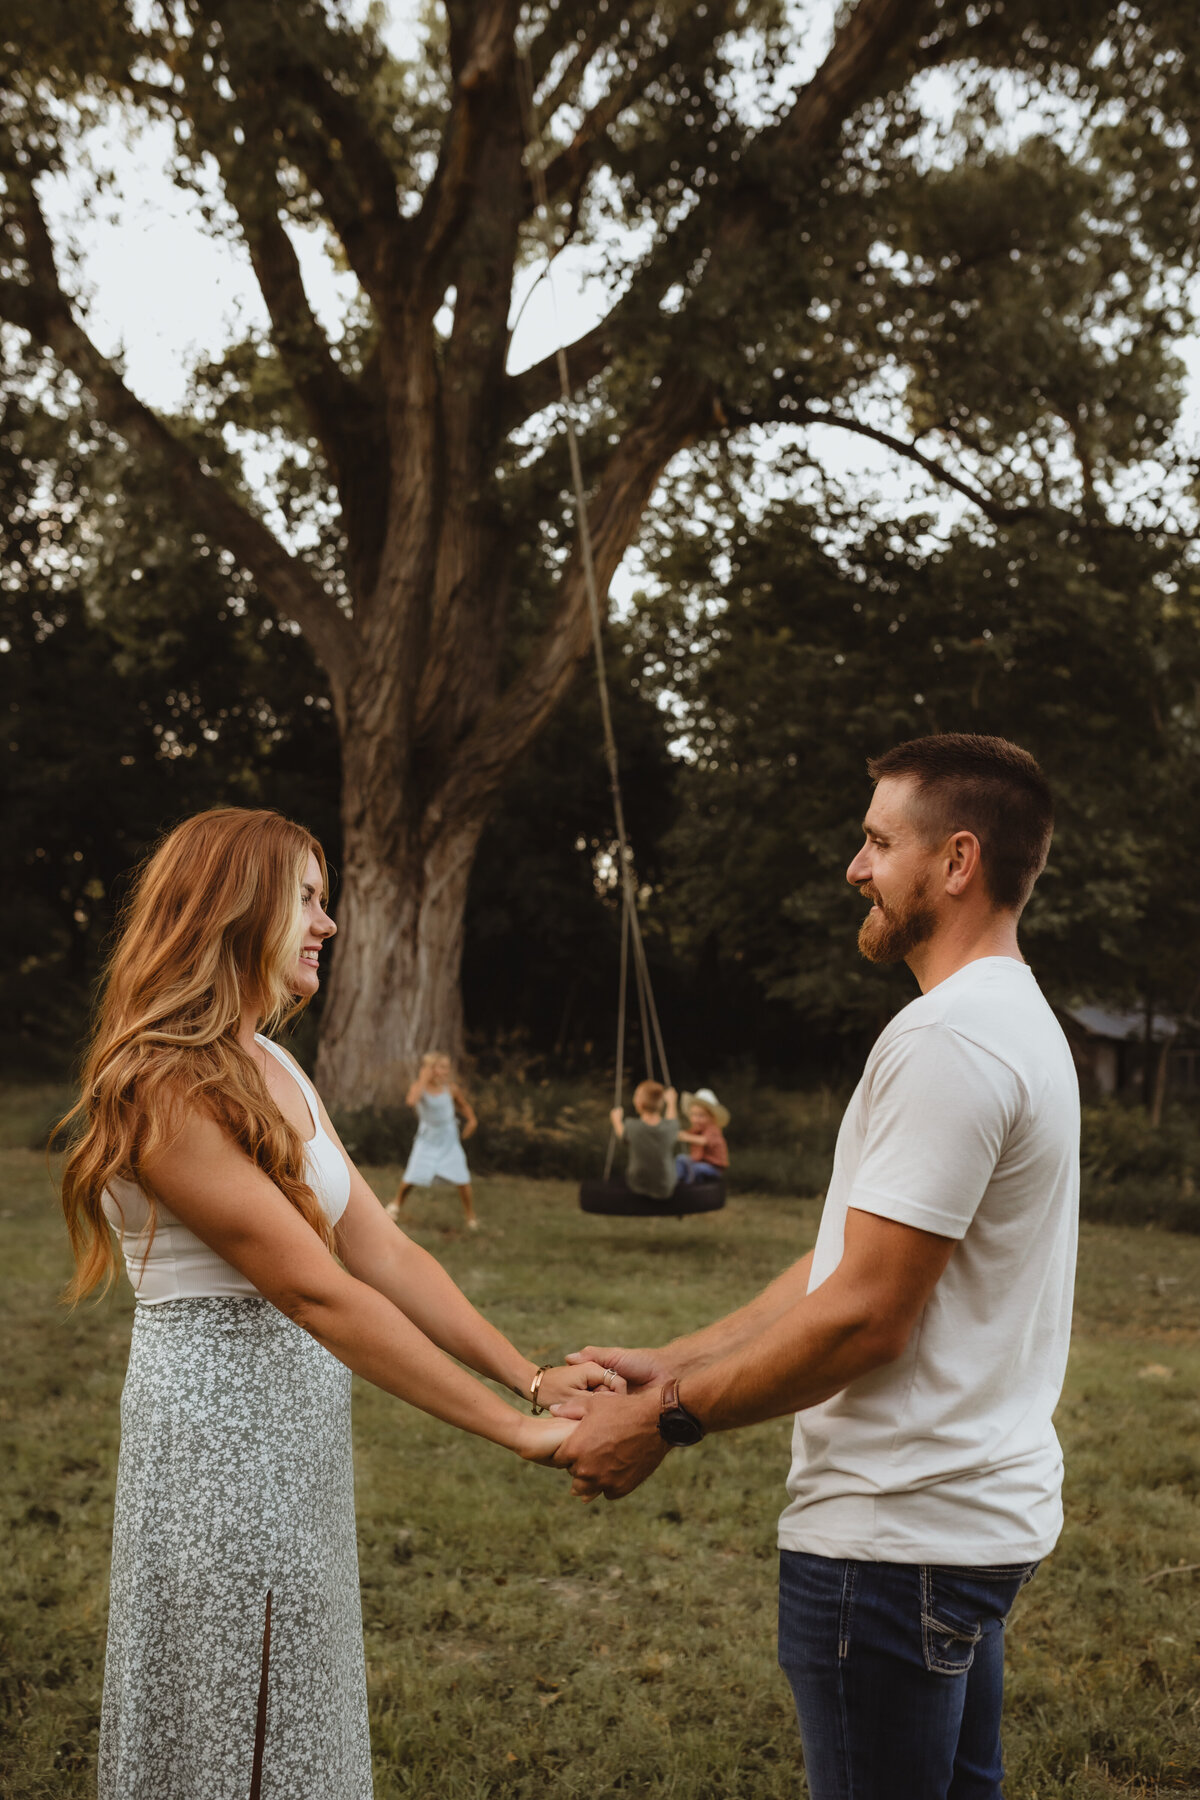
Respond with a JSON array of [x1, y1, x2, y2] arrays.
[[609, 1080, 679, 1201], [676, 1087, 730, 1184]]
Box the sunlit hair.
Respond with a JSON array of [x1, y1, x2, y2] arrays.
[[58, 808, 333, 1302], [633, 1080, 665, 1113]]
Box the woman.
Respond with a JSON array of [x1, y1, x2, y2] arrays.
[[60, 808, 614, 1800]]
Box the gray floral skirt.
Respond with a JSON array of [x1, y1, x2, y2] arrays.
[[99, 1297, 373, 1800]]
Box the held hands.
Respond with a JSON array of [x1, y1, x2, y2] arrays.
[[535, 1360, 629, 1411], [545, 1344, 677, 1501], [513, 1361, 628, 1474], [551, 1384, 668, 1501], [561, 1344, 673, 1402], [515, 1413, 576, 1465]]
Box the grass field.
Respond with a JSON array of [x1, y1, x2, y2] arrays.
[[2, 1082, 1198, 1799]]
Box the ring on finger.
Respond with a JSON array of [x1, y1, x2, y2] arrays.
[[601, 1368, 619, 1389]]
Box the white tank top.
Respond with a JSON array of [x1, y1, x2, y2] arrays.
[[101, 1035, 351, 1305]]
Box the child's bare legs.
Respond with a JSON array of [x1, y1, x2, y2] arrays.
[[386, 1182, 414, 1221], [458, 1183, 479, 1229]]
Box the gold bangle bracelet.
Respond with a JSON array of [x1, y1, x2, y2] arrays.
[[529, 1366, 549, 1414]]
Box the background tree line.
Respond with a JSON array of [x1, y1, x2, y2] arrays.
[[5, 376, 1199, 1087], [2, 0, 1198, 1094]]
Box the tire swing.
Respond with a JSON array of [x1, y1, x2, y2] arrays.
[[578, 876, 726, 1222], [517, 55, 724, 1222]]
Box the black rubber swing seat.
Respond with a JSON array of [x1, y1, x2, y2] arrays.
[[578, 1176, 726, 1218]]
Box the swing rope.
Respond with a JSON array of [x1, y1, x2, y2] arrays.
[[516, 45, 673, 1174]]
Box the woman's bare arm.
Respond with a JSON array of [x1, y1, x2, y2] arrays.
[[334, 1172, 539, 1396], [142, 1109, 564, 1458], [267, 1052, 616, 1413]]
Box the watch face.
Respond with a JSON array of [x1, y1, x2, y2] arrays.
[[659, 1406, 705, 1447]]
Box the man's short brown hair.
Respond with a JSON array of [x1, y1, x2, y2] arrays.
[[633, 1080, 666, 1113], [867, 733, 1053, 913]]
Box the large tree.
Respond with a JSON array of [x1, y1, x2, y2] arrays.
[[1, 0, 1196, 1101]]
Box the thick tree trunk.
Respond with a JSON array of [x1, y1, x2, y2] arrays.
[[315, 810, 482, 1107]]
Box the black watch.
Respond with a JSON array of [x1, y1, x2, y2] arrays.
[[657, 1378, 706, 1447]]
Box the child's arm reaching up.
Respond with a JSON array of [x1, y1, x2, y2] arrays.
[[609, 1107, 625, 1139], [405, 1074, 426, 1108], [664, 1087, 678, 1122]]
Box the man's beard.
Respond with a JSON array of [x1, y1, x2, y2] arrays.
[[857, 875, 937, 965]]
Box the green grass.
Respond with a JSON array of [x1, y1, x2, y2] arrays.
[[2, 1100, 1199, 1797]]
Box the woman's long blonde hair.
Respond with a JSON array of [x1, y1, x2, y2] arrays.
[[59, 808, 335, 1301]]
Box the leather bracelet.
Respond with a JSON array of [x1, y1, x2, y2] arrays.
[[529, 1366, 549, 1414]]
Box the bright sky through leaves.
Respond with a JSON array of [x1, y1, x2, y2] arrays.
[[36, 0, 1200, 571]]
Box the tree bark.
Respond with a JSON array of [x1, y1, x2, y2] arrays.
[[315, 803, 482, 1107]]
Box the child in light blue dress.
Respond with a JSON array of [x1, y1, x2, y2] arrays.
[[387, 1053, 479, 1229]]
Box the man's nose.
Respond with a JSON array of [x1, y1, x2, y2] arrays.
[[846, 848, 870, 885]]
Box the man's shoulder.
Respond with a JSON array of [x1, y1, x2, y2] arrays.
[[869, 963, 1072, 1116], [879, 962, 1052, 1041]]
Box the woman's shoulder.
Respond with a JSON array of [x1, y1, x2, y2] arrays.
[[256, 1034, 316, 1088]]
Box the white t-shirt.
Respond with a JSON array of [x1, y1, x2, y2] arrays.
[[778, 957, 1080, 1565]]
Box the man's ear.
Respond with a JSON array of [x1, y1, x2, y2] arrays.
[[944, 830, 983, 896]]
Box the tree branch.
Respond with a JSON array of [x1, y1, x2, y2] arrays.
[[1, 184, 358, 691], [504, 315, 620, 425], [524, 0, 652, 102], [216, 134, 391, 593], [531, 17, 612, 121], [286, 57, 413, 295], [536, 37, 680, 203], [180, 0, 410, 305], [771, 0, 929, 169], [408, 0, 522, 301], [506, 0, 931, 430], [766, 400, 1034, 523], [224, 162, 372, 455], [502, 241, 685, 428], [436, 366, 708, 828]]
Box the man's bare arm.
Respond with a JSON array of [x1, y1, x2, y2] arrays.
[[557, 1210, 956, 1497], [662, 1250, 818, 1376], [569, 1250, 816, 1394], [686, 1212, 954, 1429]]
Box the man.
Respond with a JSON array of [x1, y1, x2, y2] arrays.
[[556, 733, 1079, 1800]]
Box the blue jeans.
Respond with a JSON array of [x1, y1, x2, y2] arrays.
[[778, 1551, 1038, 1800], [675, 1155, 722, 1183]]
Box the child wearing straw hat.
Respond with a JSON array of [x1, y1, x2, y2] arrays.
[[676, 1087, 730, 1184]]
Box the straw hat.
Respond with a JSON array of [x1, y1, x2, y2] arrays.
[[682, 1087, 730, 1129]]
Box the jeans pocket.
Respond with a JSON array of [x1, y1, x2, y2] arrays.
[[920, 1567, 984, 1676]]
